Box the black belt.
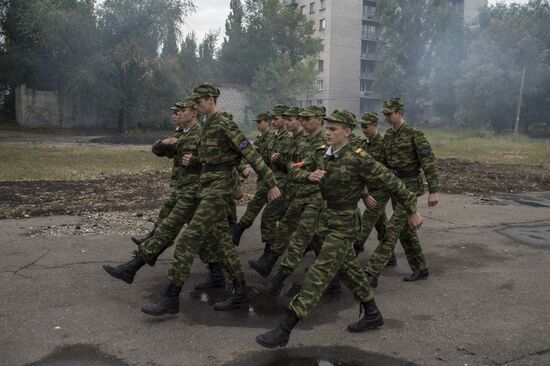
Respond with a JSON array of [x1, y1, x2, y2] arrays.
[[392, 168, 420, 179], [184, 166, 201, 174], [201, 163, 234, 173], [323, 201, 357, 210]]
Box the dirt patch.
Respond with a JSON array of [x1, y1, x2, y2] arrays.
[[1, 158, 549, 219]]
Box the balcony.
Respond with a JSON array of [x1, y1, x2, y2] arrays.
[[362, 33, 378, 41], [361, 52, 377, 61], [360, 90, 379, 98], [363, 14, 379, 22], [361, 72, 376, 80]]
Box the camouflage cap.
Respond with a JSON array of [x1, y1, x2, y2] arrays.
[[170, 105, 180, 112], [360, 112, 379, 127], [191, 82, 220, 99], [381, 98, 404, 114], [272, 104, 290, 116], [177, 98, 196, 109], [299, 105, 326, 118], [220, 111, 234, 120], [324, 109, 357, 128], [255, 111, 272, 121], [282, 106, 303, 117]]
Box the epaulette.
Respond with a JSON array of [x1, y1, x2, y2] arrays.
[[316, 145, 327, 150], [355, 148, 368, 158]]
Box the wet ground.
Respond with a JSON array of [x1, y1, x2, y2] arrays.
[[2, 192, 550, 365]]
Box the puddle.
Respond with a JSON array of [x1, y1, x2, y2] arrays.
[[499, 225, 550, 248], [25, 345, 128, 366], [223, 346, 417, 366], [494, 192, 550, 208]]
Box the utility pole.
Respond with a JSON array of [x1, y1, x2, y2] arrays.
[[514, 67, 526, 134]]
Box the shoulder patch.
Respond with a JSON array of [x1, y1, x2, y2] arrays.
[[419, 147, 431, 157], [238, 138, 251, 150], [355, 148, 368, 158]]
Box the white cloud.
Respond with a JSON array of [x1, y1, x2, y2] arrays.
[[181, 0, 231, 46]]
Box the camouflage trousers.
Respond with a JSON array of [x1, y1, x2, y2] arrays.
[[168, 191, 244, 287], [239, 180, 285, 244], [279, 194, 324, 276], [155, 189, 179, 226], [139, 192, 199, 263], [356, 190, 389, 248], [289, 209, 374, 319], [365, 181, 427, 278], [270, 187, 304, 255]]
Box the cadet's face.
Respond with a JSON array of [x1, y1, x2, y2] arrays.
[[362, 124, 377, 139], [301, 116, 321, 133], [194, 97, 213, 114], [384, 111, 401, 126], [170, 111, 179, 126], [285, 117, 301, 132], [272, 115, 285, 129], [326, 122, 351, 147], [256, 120, 269, 133], [179, 107, 196, 124]]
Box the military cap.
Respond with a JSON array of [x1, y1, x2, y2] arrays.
[[170, 105, 180, 112], [272, 104, 290, 116], [191, 82, 220, 99], [220, 111, 234, 120], [381, 98, 405, 114], [324, 109, 357, 128], [360, 112, 379, 127], [282, 106, 303, 117], [254, 111, 272, 121], [299, 105, 326, 118], [177, 98, 195, 109]]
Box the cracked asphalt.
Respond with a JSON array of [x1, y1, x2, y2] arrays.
[[1, 193, 550, 366]]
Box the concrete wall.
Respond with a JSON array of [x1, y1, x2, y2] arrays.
[[464, 0, 487, 23], [217, 84, 254, 127], [15, 84, 103, 129]]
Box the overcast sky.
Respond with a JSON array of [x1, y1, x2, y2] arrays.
[[182, 0, 530, 46]]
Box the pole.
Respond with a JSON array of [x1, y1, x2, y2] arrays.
[[514, 67, 526, 134]]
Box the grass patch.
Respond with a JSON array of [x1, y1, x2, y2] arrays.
[[425, 128, 550, 166], [0, 145, 171, 181]]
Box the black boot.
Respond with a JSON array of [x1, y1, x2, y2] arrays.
[[213, 280, 248, 311], [255, 271, 288, 296], [258, 241, 272, 261], [256, 310, 300, 348], [323, 276, 342, 295], [386, 254, 397, 267], [367, 274, 378, 289], [103, 253, 146, 284], [141, 283, 182, 316], [347, 299, 384, 333], [403, 268, 429, 282], [194, 262, 226, 289], [131, 226, 156, 246], [248, 249, 280, 277], [231, 222, 247, 246]]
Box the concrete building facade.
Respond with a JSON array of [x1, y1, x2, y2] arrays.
[[282, 0, 487, 117]]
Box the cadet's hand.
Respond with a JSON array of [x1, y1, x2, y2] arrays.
[[240, 167, 251, 180], [181, 154, 193, 167], [428, 193, 439, 207], [267, 187, 282, 202], [308, 170, 326, 183], [162, 137, 178, 145], [271, 152, 281, 162], [234, 188, 244, 201], [407, 212, 423, 230], [364, 195, 377, 209]]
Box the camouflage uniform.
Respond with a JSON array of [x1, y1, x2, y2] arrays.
[[238, 112, 274, 241], [287, 109, 418, 319], [365, 99, 440, 279], [356, 112, 389, 248], [168, 88, 277, 289]]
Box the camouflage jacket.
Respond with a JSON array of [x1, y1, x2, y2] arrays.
[[282, 131, 309, 199], [349, 132, 363, 149], [290, 143, 417, 215], [266, 129, 292, 186], [174, 124, 201, 193], [151, 127, 185, 187], [359, 132, 385, 195], [383, 122, 440, 194], [294, 130, 327, 199], [196, 111, 277, 196], [254, 130, 273, 166]]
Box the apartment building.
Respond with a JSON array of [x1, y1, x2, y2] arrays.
[[282, 0, 487, 117]]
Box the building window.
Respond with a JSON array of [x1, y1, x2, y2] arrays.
[[300, 5, 305, 14], [363, 24, 377, 39], [309, 2, 315, 14], [317, 99, 323, 106], [320, 0, 326, 10], [307, 100, 313, 106], [319, 18, 326, 31], [318, 59, 324, 72], [298, 100, 303, 107], [317, 79, 324, 91]]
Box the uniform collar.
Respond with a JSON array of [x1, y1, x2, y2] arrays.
[[326, 143, 349, 159]]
